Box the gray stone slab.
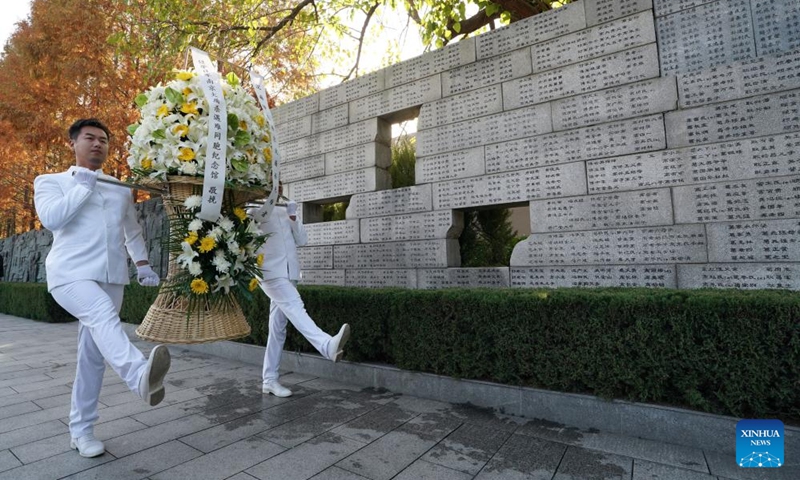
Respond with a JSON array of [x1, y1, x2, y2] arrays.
[[320, 71, 384, 110], [416, 147, 486, 184], [679, 49, 800, 108], [353, 74, 441, 122], [337, 413, 461, 480], [432, 162, 587, 210], [11, 417, 147, 464], [511, 265, 677, 288], [395, 460, 473, 480], [325, 143, 392, 177], [0, 401, 39, 421], [0, 404, 68, 434], [705, 449, 800, 480], [585, 0, 653, 26], [678, 263, 800, 289], [334, 240, 460, 269], [385, 38, 476, 89], [587, 132, 800, 193], [486, 114, 666, 174], [552, 77, 678, 131], [280, 155, 325, 183], [344, 269, 419, 288], [305, 220, 360, 246], [312, 104, 349, 135], [298, 269, 346, 286], [0, 374, 52, 390], [259, 403, 374, 448], [331, 404, 417, 444], [275, 116, 312, 143], [151, 436, 285, 480], [423, 423, 511, 475], [505, 44, 660, 110], [360, 211, 463, 243], [476, 1, 586, 59], [442, 49, 532, 98], [673, 175, 800, 223], [632, 459, 715, 480], [653, 0, 716, 16], [310, 466, 372, 479], [529, 188, 674, 233], [553, 446, 633, 480], [419, 85, 503, 130], [282, 118, 390, 162], [66, 440, 202, 480], [510, 225, 708, 266], [417, 268, 511, 289], [288, 167, 391, 203], [103, 413, 218, 458], [753, 0, 800, 57], [655, 0, 756, 75], [666, 89, 800, 148], [0, 419, 68, 451], [246, 432, 365, 480], [0, 449, 113, 480], [346, 184, 433, 219], [706, 219, 800, 262], [297, 246, 333, 270], [272, 93, 319, 125], [179, 412, 285, 453], [0, 450, 20, 474], [474, 433, 566, 479]]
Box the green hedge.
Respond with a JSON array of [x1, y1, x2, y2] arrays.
[[0, 282, 75, 323], [3, 282, 799, 422]]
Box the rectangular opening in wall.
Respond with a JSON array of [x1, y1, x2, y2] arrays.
[[390, 119, 417, 189], [459, 204, 530, 267], [300, 200, 349, 224]]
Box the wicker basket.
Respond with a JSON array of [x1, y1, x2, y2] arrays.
[[135, 176, 265, 344]]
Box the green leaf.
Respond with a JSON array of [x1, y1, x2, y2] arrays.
[[152, 129, 166, 140], [485, 4, 499, 17], [231, 158, 249, 172], [164, 87, 183, 105], [226, 72, 240, 87], [134, 94, 149, 108], [227, 113, 239, 132], [234, 130, 251, 147], [126, 124, 139, 136], [453, 22, 461, 34]]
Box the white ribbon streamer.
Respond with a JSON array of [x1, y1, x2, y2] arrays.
[[249, 70, 282, 220]]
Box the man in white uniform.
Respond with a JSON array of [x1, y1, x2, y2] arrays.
[[252, 186, 350, 397], [33, 118, 171, 458]]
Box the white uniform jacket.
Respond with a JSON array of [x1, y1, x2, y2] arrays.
[[34, 166, 149, 291], [255, 206, 307, 281]]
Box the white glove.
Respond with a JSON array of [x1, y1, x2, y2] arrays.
[[286, 201, 297, 217], [136, 264, 160, 287], [74, 168, 98, 190]]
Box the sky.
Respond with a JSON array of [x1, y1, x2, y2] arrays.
[[0, 0, 32, 50]]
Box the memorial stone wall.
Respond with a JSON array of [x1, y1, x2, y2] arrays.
[[2, 0, 799, 290]]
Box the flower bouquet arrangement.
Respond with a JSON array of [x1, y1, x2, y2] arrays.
[[126, 67, 277, 344]]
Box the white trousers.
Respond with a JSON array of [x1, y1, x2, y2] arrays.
[[51, 280, 148, 439], [260, 277, 332, 383]]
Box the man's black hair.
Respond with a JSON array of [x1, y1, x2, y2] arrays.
[[68, 118, 111, 141]]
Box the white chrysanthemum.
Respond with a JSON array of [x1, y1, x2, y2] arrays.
[[188, 261, 203, 276], [180, 162, 198, 175], [212, 251, 231, 274], [188, 219, 203, 232], [218, 218, 234, 232], [226, 239, 240, 256], [184, 195, 202, 209], [208, 226, 224, 241]]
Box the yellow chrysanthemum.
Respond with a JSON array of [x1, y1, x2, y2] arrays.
[[233, 208, 247, 221], [256, 253, 264, 267], [173, 124, 189, 137], [181, 102, 199, 115], [262, 132, 270, 143], [198, 236, 216, 253], [248, 278, 259, 292], [178, 147, 195, 162], [239, 120, 247, 130], [190, 278, 209, 294], [141, 158, 152, 170], [184, 232, 198, 245], [176, 71, 194, 81], [255, 115, 265, 127], [182, 87, 192, 96], [263, 148, 272, 163], [156, 105, 170, 118]]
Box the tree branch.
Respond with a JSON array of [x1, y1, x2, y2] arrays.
[[250, 0, 317, 59], [342, 2, 380, 82]]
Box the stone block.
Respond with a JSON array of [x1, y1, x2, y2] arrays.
[[511, 265, 677, 288], [678, 263, 800, 289], [333, 240, 460, 268], [360, 210, 464, 243], [346, 184, 433, 219], [417, 268, 511, 289]]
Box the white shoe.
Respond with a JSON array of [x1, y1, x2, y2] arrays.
[[139, 345, 171, 406], [328, 324, 351, 362], [70, 434, 105, 458], [262, 381, 292, 397]]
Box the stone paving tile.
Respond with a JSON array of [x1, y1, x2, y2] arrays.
[[394, 459, 474, 480], [0, 389, 14, 399], [0, 450, 21, 474], [332, 404, 418, 443], [474, 432, 567, 480], [517, 418, 709, 473], [0, 374, 53, 390], [228, 472, 261, 480], [0, 401, 40, 421], [0, 448, 114, 480], [278, 372, 320, 385], [633, 459, 717, 480], [11, 417, 148, 464], [151, 435, 285, 479], [553, 446, 633, 480], [87, 386, 208, 427], [705, 450, 800, 480], [310, 466, 372, 479], [104, 413, 221, 458], [246, 432, 366, 480], [64, 440, 202, 480], [392, 395, 454, 414], [259, 403, 376, 448], [0, 385, 72, 409], [10, 376, 76, 394], [0, 403, 71, 434], [178, 411, 287, 453], [0, 419, 69, 451], [422, 423, 512, 475]]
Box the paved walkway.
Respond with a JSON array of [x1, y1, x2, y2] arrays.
[[0, 313, 793, 480]]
